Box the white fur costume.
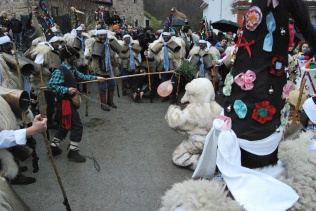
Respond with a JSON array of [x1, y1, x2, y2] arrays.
[[159, 131, 316, 210], [165, 78, 222, 170]]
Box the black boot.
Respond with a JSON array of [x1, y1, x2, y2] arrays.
[[67, 150, 86, 163], [100, 92, 110, 111], [11, 173, 36, 185], [50, 138, 62, 156], [107, 89, 117, 108]]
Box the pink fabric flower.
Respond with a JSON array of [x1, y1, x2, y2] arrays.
[[281, 83, 293, 99], [234, 70, 256, 91]]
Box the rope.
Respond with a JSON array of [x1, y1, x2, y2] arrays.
[[77, 106, 101, 172]]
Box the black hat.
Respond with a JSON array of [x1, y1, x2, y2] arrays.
[[59, 45, 79, 60]]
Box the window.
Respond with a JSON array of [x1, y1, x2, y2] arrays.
[[134, 0, 137, 3], [146, 20, 149, 27], [135, 19, 138, 27], [95, 0, 113, 5], [51, 7, 59, 16]]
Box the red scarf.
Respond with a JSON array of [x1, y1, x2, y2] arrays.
[[62, 100, 72, 130]]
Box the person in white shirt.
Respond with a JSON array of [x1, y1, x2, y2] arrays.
[[0, 114, 47, 149]]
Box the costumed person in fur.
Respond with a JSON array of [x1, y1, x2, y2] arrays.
[[148, 30, 186, 104], [0, 94, 47, 211], [65, 25, 90, 94], [27, 30, 62, 129], [0, 31, 41, 185], [188, 39, 220, 80], [160, 0, 316, 210], [165, 78, 222, 170], [47, 45, 106, 162], [117, 34, 142, 101], [84, 29, 121, 111]]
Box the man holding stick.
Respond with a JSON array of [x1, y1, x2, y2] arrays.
[[47, 45, 105, 162]]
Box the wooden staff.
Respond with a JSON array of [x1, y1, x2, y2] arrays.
[[291, 77, 307, 126], [12, 40, 27, 128], [145, 56, 153, 103], [85, 61, 91, 117], [40, 71, 175, 89], [212, 65, 217, 91], [39, 64, 72, 211]]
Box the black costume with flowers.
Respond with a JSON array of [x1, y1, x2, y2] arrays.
[[224, 0, 316, 168]]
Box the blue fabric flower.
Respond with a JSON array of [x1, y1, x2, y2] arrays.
[[233, 100, 247, 119], [280, 103, 290, 126]]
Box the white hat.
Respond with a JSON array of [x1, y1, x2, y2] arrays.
[[162, 32, 171, 36], [48, 36, 59, 43], [123, 34, 131, 39], [199, 40, 207, 44], [95, 29, 108, 35], [76, 26, 83, 31], [302, 97, 316, 124], [0, 35, 10, 45]]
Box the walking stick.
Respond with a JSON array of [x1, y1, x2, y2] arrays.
[[12, 40, 27, 128], [145, 56, 153, 103], [291, 77, 307, 126], [176, 73, 181, 101], [39, 64, 72, 211], [85, 61, 91, 117], [212, 65, 217, 91]]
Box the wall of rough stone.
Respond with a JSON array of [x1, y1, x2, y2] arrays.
[[0, 0, 145, 28]]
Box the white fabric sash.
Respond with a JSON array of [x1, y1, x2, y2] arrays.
[[193, 116, 299, 211]]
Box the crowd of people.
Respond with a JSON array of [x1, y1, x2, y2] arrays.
[[0, 1, 316, 209]]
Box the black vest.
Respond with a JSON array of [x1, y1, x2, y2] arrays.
[[59, 65, 78, 100]]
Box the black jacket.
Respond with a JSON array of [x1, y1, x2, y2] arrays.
[[0, 17, 10, 31], [10, 18, 22, 33]]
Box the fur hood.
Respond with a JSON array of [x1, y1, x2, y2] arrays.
[[0, 150, 19, 179], [0, 54, 21, 90]]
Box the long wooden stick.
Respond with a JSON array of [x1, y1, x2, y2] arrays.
[[145, 56, 153, 103], [40, 71, 175, 89], [291, 77, 307, 126], [12, 41, 27, 128]]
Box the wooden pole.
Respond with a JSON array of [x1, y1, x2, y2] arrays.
[[291, 77, 307, 126], [12, 40, 27, 128], [145, 56, 153, 103], [40, 71, 175, 89]]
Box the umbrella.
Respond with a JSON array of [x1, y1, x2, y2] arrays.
[[294, 30, 304, 44], [211, 20, 240, 33]]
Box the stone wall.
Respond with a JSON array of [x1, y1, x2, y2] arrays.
[[0, 0, 145, 28]]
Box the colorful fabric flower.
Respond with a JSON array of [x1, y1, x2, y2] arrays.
[[233, 100, 247, 119], [270, 56, 285, 76], [234, 70, 256, 91], [281, 83, 293, 99], [280, 103, 290, 126], [252, 101, 276, 124], [245, 6, 262, 31], [223, 73, 234, 96]]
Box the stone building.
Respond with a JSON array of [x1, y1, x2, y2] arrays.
[[0, 0, 147, 32]]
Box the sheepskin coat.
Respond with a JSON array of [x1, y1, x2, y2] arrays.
[[159, 131, 316, 210], [165, 78, 222, 170]]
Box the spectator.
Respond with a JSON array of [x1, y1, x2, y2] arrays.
[[112, 24, 122, 40], [215, 37, 228, 57], [127, 24, 138, 40], [111, 11, 121, 25], [9, 12, 22, 50], [95, 6, 111, 27], [0, 11, 10, 31], [206, 29, 217, 46]]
